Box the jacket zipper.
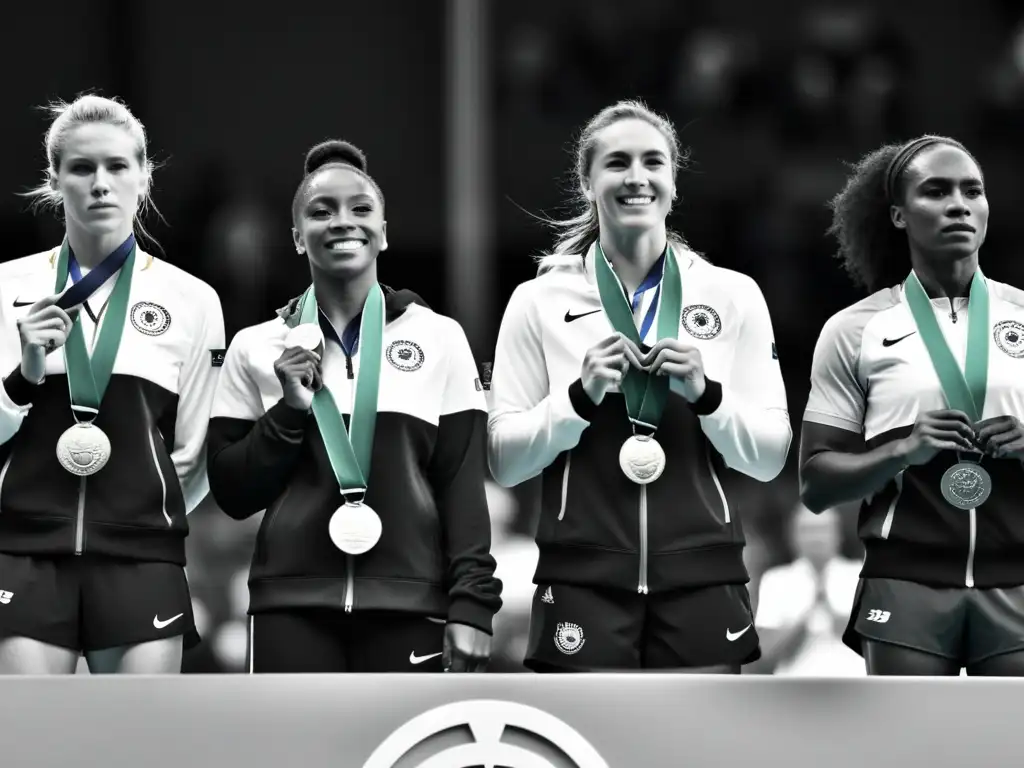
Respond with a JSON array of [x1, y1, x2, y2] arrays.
[[75, 477, 86, 554], [557, 452, 572, 521], [706, 447, 731, 524], [0, 451, 13, 509], [343, 351, 356, 613], [638, 486, 649, 594], [147, 430, 172, 527], [966, 508, 977, 588]]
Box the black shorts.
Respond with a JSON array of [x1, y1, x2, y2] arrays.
[[249, 610, 447, 673], [524, 582, 760, 671], [0, 552, 198, 652], [844, 577, 1024, 665]]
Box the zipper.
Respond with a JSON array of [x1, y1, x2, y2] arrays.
[[880, 470, 905, 539], [0, 451, 14, 508], [74, 477, 86, 554], [344, 349, 356, 612], [965, 508, 977, 588], [949, 298, 958, 324], [557, 452, 572, 521], [637, 486, 649, 595], [706, 448, 731, 524], [147, 430, 172, 526]]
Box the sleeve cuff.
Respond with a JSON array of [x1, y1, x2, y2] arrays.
[[688, 377, 723, 416], [2, 367, 39, 408], [567, 378, 598, 422], [267, 398, 313, 432], [447, 597, 497, 635]]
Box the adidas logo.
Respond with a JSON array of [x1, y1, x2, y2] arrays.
[[540, 586, 554, 605]]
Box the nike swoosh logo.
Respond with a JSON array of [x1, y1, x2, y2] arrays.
[[564, 309, 601, 323], [12, 300, 34, 307], [409, 651, 443, 665], [726, 624, 752, 642], [882, 332, 916, 347], [153, 613, 184, 629]]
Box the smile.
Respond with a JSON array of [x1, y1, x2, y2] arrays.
[[325, 239, 365, 251], [618, 196, 654, 207]]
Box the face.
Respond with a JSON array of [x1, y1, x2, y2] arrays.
[[292, 167, 387, 279], [892, 144, 988, 260], [53, 123, 147, 239], [584, 118, 675, 237], [792, 508, 840, 567]]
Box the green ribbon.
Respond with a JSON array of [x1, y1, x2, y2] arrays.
[[55, 240, 137, 415], [293, 284, 384, 495], [903, 270, 989, 423], [593, 243, 683, 431]]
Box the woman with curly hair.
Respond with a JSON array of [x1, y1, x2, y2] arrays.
[[801, 135, 1024, 676]]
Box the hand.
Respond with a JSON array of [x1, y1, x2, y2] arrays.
[[16, 296, 78, 384], [643, 338, 706, 403], [442, 622, 491, 673], [580, 333, 646, 405], [274, 347, 323, 411], [896, 409, 977, 466], [974, 416, 1024, 459]]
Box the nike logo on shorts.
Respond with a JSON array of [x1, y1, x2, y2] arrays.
[[882, 332, 916, 347], [564, 309, 601, 323], [726, 624, 752, 642], [153, 613, 183, 629], [409, 651, 442, 665]]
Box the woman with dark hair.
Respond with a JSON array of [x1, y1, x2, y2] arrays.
[[802, 135, 1024, 676], [208, 140, 502, 673]]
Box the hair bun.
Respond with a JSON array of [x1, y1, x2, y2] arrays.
[[304, 140, 367, 175]]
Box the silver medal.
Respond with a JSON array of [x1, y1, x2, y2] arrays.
[[329, 502, 382, 555], [941, 462, 992, 510], [285, 323, 325, 352], [618, 435, 666, 485], [56, 423, 111, 477]]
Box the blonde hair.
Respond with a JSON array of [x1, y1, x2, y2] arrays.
[[535, 99, 696, 273], [22, 94, 163, 250]]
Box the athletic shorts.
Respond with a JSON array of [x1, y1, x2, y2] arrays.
[[523, 582, 760, 671], [248, 609, 448, 673], [0, 552, 198, 652], [844, 577, 1024, 665]]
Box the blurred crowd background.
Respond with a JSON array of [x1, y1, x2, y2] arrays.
[[3, 0, 1023, 674]]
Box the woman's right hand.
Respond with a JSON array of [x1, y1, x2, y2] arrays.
[[16, 296, 77, 384], [897, 409, 978, 466], [580, 333, 646, 406], [274, 347, 323, 411]]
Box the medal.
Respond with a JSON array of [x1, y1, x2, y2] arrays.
[[941, 461, 992, 510], [619, 435, 666, 485], [904, 270, 993, 508], [594, 243, 683, 484], [290, 283, 386, 554], [285, 323, 325, 352], [329, 502, 383, 555], [55, 423, 111, 476]]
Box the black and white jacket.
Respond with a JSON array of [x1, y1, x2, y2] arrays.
[[487, 245, 792, 594], [207, 287, 502, 635], [0, 246, 225, 564]]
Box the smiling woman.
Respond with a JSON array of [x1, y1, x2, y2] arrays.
[[486, 99, 792, 674], [801, 135, 1024, 677], [207, 139, 502, 674], [0, 94, 226, 676]]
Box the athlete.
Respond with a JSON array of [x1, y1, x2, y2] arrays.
[[487, 100, 792, 672], [802, 135, 1024, 675], [0, 94, 225, 674], [208, 140, 502, 673]]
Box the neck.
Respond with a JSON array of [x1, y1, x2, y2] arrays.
[[910, 251, 979, 299], [65, 224, 133, 269], [311, 266, 378, 330], [599, 227, 667, 296]]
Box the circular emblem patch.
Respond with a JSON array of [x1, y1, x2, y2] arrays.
[[681, 304, 722, 340], [386, 340, 424, 372], [554, 621, 585, 655], [994, 320, 1024, 359], [130, 302, 171, 336]]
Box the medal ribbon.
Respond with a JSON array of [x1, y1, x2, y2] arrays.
[[593, 243, 683, 432], [903, 269, 989, 424], [293, 283, 384, 497], [54, 236, 137, 417]]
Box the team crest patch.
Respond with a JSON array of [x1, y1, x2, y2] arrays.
[[386, 340, 425, 371], [681, 304, 722, 340], [994, 320, 1024, 358], [130, 302, 171, 336], [554, 622, 585, 655]]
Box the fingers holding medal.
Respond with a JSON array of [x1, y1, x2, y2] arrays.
[[16, 295, 79, 384], [580, 333, 646, 405], [643, 338, 707, 403], [974, 415, 1024, 459], [276, 324, 325, 411]]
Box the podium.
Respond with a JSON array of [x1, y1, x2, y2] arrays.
[[0, 674, 1016, 767]]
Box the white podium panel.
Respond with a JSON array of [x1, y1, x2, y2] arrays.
[[0, 675, 1019, 767]]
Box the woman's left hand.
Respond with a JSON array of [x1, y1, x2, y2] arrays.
[[443, 622, 492, 673], [974, 416, 1024, 459], [643, 338, 707, 403]]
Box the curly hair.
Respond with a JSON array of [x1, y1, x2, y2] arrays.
[[827, 135, 978, 293]]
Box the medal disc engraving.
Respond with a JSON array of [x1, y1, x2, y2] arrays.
[[941, 462, 992, 510], [56, 423, 111, 477], [329, 502, 382, 554], [618, 435, 666, 485]]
